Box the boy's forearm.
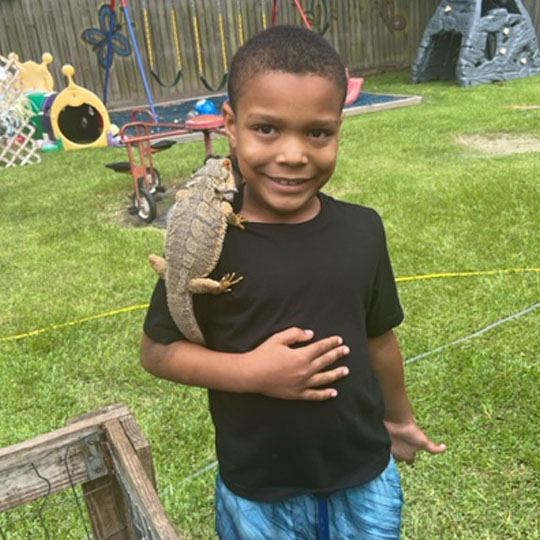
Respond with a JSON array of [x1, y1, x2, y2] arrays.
[[141, 328, 350, 400], [367, 330, 414, 424], [140, 333, 252, 393]]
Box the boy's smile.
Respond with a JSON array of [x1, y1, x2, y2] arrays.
[[224, 72, 343, 224]]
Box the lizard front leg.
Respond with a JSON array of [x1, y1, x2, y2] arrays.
[[188, 273, 243, 295], [221, 200, 246, 229]]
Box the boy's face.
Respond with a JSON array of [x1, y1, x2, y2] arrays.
[[223, 71, 343, 223]]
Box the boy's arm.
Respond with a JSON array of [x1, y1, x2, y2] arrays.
[[368, 329, 446, 464], [141, 327, 350, 401]]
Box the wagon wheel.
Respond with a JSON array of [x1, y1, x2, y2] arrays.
[[132, 188, 156, 223], [145, 167, 163, 194]]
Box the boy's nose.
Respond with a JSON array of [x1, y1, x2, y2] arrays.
[[275, 137, 309, 167]]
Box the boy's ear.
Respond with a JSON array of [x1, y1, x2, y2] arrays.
[[222, 101, 237, 149], [338, 112, 345, 139]]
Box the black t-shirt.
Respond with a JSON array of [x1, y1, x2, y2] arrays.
[[144, 190, 404, 501]]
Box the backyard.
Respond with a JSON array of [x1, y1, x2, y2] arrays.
[[0, 71, 539, 538]]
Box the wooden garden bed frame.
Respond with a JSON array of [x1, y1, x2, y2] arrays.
[[0, 404, 184, 539]]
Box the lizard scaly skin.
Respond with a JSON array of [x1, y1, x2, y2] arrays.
[[148, 158, 245, 345]]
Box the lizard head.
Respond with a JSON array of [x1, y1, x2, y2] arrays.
[[192, 157, 237, 202]]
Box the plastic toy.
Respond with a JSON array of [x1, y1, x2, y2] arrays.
[[412, 0, 540, 86], [0, 55, 41, 168], [5, 53, 57, 144], [50, 65, 113, 150], [344, 69, 364, 106], [11, 53, 54, 92], [194, 99, 218, 116]]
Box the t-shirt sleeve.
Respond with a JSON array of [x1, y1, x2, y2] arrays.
[[365, 219, 404, 337], [143, 278, 185, 344]]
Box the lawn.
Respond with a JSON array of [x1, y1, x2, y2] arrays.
[[1, 71, 539, 538]]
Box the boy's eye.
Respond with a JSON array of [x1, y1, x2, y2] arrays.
[[310, 129, 330, 139], [255, 125, 275, 135]]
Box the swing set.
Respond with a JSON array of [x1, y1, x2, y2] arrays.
[[99, 1, 360, 109], [136, 0, 325, 93], [142, 0, 183, 88]]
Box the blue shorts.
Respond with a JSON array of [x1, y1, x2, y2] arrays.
[[215, 457, 403, 540]]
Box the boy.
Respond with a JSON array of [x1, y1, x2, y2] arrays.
[[141, 25, 446, 540]]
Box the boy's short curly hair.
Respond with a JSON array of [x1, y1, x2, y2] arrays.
[[228, 25, 347, 111]]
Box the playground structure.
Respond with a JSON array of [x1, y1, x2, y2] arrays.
[[3, 52, 120, 153], [0, 54, 41, 168], [50, 64, 115, 151], [412, 0, 540, 86], [96, 0, 362, 112], [2, 2, 368, 139]]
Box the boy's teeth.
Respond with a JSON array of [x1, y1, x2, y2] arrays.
[[276, 179, 300, 185]]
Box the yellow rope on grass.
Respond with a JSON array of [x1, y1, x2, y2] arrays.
[[0, 304, 149, 343], [1, 268, 538, 343], [395, 267, 540, 283]]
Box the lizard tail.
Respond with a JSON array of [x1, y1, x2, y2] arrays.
[[148, 254, 168, 278], [170, 292, 206, 345]]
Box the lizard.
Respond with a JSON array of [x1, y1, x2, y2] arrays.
[[148, 157, 245, 345]]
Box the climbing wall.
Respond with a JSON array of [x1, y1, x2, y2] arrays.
[[0, 54, 41, 168], [411, 0, 540, 86]]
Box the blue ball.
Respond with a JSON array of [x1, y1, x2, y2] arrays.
[[194, 99, 218, 115]]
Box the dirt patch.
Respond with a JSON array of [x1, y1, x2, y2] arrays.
[[457, 133, 540, 156]]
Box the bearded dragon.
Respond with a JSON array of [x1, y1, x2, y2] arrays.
[[148, 157, 245, 345]]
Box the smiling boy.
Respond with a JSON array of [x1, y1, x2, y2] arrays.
[[141, 25, 445, 539]]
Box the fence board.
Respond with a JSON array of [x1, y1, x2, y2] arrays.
[[1, 0, 538, 109]]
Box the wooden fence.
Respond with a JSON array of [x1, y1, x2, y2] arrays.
[[1, 0, 539, 109]]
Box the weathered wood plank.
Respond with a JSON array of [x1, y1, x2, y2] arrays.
[[119, 413, 157, 488], [104, 419, 183, 540], [67, 405, 147, 540], [1, 410, 105, 513], [81, 473, 134, 540], [0, 437, 91, 513], [0, 404, 131, 469]]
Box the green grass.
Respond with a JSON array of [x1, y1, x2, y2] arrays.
[[1, 72, 539, 538]]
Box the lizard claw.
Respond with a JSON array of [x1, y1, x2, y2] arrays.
[[229, 213, 247, 230], [220, 272, 244, 292]]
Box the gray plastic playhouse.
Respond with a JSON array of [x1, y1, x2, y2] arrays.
[[412, 0, 540, 86]]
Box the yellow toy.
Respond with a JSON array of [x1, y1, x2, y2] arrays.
[[10, 52, 55, 92], [50, 65, 112, 151]]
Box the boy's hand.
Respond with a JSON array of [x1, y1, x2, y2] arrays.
[[384, 419, 447, 464], [247, 327, 350, 401]]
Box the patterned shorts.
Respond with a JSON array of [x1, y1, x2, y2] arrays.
[[215, 457, 403, 540]]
